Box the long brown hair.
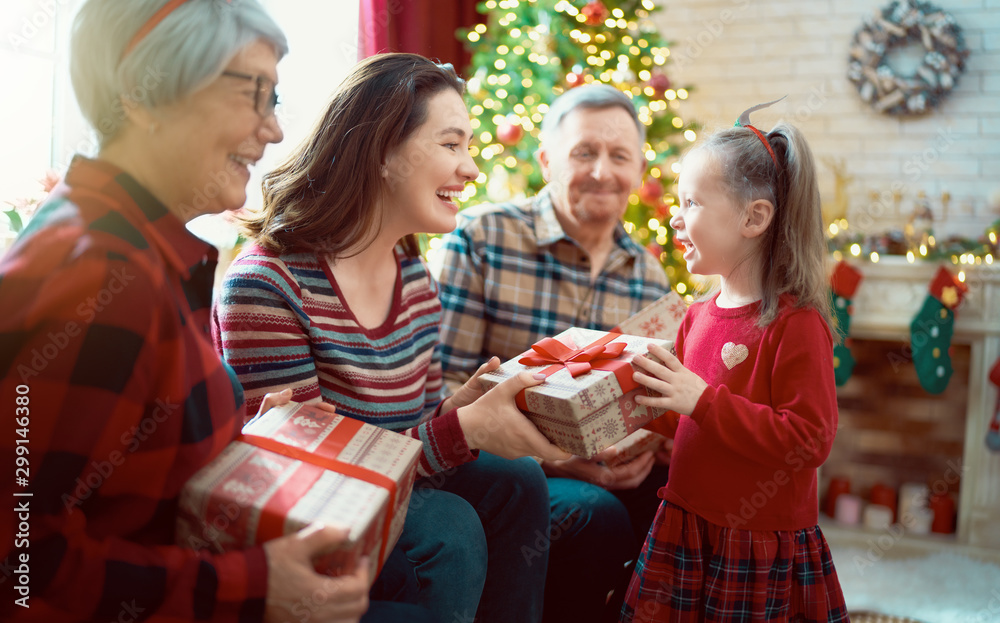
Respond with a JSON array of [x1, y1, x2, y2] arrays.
[[694, 123, 833, 330], [242, 53, 465, 257]]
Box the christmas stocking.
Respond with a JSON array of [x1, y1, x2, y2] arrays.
[[830, 261, 863, 386], [986, 357, 1000, 452], [910, 266, 968, 394]]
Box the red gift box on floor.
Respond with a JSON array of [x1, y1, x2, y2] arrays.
[[176, 403, 422, 578], [477, 327, 673, 458]]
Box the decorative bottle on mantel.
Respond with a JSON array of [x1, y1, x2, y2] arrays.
[[905, 190, 934, 250]]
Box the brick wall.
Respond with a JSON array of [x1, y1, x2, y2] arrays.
[[824, 339, 968, 505], [652, 0, 1000, 241]]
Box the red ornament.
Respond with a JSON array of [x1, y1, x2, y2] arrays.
[[581, 0, 609, 26], [653, 202, 670, 220], [496, 120, 524, 146], [638, 177, 664, 205], [645, 241, 662, 259], [648, 72, 671, 96], [566, 71, 585, 88]]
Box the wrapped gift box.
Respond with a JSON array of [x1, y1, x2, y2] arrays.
[[477, 327, 672, 458], [614, 290, 688, 342], [603, 428, 667, 468], [176, 402, 422, 578]]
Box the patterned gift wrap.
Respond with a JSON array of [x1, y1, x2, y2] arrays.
[[603, 428, 667, 468], [477, 327, 673, 458], [614, 290, 688, 342], [177, 402, 422, 578]]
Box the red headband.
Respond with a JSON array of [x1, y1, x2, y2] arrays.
[[121, 0, 191, 60], [734, 97, 786, 168], [744, 125, 778, 166]]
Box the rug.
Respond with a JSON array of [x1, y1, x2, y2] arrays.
[[830, 546, 1000, 623], [850, 612, 927, 623]]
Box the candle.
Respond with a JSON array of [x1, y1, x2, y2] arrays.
[[863, 504, 894, 530], [835, 494, 863, 526], [869, 483, 898, 523], [929, 493, 956, 534], [825, 477, 851, 518], [908, 507, 934, 534], [898, 482, 929, 527]]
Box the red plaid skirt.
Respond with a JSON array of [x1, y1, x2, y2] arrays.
[[621, 501, 849, 622]]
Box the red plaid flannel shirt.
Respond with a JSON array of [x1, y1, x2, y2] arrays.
[[0, 157, 266, 622]]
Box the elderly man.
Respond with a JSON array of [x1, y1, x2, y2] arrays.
[[434, 84, 671, 622]]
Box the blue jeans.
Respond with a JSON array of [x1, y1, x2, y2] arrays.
[[545, 464, 669, 623], [396, 452, 550, 623], [362, 601, 435, 622]]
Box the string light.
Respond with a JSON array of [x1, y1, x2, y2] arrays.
[[456, 0, 707, 296]]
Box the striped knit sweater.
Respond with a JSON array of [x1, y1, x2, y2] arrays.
[[212, 243, 475, 476]]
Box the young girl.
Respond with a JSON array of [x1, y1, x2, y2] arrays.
[[622, 102, 849, 622]]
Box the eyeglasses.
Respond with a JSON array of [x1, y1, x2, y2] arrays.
[[221, 70, 279, 118]]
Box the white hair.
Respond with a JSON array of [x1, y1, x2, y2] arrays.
[[71, 0, 288, 147], [539, 83, 646, 147]]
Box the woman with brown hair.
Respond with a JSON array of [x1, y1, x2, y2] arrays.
[[214, 52, 570, 622]]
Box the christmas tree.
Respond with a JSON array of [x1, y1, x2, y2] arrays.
[[452, 0, 699, 297]]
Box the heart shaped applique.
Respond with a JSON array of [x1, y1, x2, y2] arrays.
[[721, 342, 749, 370]]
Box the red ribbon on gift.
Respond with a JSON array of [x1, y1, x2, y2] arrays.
[[515, 332, 638, 411], [236, 415, 397, 576]]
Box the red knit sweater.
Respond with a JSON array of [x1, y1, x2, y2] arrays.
[[645, 294, 838, 531]]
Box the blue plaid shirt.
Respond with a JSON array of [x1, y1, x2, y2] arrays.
[[433, 187, 671, 390]]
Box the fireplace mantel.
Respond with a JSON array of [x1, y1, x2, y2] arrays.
[[847, 257, 1000, 341], [836, 257, 1000, 550]]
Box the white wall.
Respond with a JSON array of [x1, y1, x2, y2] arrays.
[[652, 0, 1000, 241]]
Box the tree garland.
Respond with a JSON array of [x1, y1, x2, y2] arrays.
[[848, 0, 968, 116]]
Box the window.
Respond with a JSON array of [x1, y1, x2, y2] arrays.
[[0, 1, 361, 249]]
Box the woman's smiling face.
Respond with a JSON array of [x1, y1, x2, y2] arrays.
[[381, 88, 479, 237]]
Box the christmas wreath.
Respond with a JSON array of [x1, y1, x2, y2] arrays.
[[847, 0, 968, 116]]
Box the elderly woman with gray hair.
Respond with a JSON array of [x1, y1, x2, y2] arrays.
[[0, 1, 430, 622]]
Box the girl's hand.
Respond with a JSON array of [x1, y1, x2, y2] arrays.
[[263, 524, 369, 623], [457, 372, 572, 462], [441, 357, 501, 412], [632, 343, 708, 416]]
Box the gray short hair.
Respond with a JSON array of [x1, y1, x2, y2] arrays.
[[71, 0, 288, 147], [540, 83, 646, 147]]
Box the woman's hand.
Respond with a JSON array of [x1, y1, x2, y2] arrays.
[[253, 388, 339, 422], [441, 356, 501, 412], [263, 524, 369, 623], [456, 372, 572, 462], [540, 449, 655, 491], [632, 343, 707, 416]]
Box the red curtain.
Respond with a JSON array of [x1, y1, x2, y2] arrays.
[[358, 0, 482, 73]]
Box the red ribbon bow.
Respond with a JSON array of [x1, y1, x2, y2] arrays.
[[518, 333, 627, 377]]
